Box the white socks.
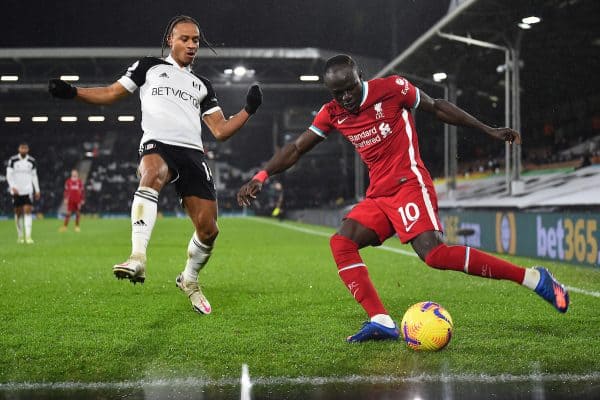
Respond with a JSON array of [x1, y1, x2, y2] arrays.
[[183, 233, 213, 282], [130, 187, 158, 259], [522, 268, 541, 290], [24, 213, 32, 239], [15, 214, 24, 238], [371, 314, 396, 328]]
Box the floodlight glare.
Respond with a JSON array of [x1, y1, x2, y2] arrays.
[[522, 16, 541, 24], [518, 23, 531, 30], [299, 75, 319, 82], [432, 72, 447, 82], [233, 66, 247, 77], [60, 75, 80, 82]]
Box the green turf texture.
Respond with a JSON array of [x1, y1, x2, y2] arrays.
[[1, 217, 599, 383]]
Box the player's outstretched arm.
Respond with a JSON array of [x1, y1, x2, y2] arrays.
[[418, 90, 521, 144], [237, 129, 322, 206], [49, 79, 130, 105], [203, 84, 262, 141]]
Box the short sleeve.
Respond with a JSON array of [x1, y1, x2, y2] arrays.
[[308, 105, 333, 139], [391, 76, 420, 109], [199, 77, 220, 116], [118, 57, 167, 93]]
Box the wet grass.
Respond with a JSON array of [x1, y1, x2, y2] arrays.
[[1, 217, 598, 382]]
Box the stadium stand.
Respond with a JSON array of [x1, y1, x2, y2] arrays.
[[436, 164, 600, 210]]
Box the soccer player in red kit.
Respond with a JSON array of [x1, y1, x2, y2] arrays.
[[60, 169, 85, 232], [238, 55, 569, 342]]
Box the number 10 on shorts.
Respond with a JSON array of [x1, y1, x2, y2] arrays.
[[398, 202, 420, 232]]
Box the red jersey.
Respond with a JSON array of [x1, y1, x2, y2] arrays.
[[64, 177, 84, 203], [309, 75, 433, 198]]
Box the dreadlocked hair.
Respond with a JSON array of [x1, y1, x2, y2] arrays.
[[160, 15, 217, 58]]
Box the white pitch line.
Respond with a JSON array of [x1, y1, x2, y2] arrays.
[[240, 363, 252, 400], [249, 217, 417, 257], [2, 372, 600, 391], [566, 286, 600, 298], [247, 217, 600, 299]]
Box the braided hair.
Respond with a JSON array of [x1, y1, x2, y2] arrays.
[[160, 15, 217, 59]]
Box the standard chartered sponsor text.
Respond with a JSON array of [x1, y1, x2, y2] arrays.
[[349, 126, 383, 148]]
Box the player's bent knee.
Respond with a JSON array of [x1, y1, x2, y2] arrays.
[[423, 243, 448, 269], [330, 234, 360, 266], [139, 167, 169, 189], [196, 224, 219, 244]]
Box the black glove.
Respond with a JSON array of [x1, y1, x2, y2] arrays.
[[49, 79, 77, 99], [244, 84, 262, 115]]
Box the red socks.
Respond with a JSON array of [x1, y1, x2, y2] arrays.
[[330, 234, 387, 317], [424, 243, 525, 283], [329, 235, 526, 319]]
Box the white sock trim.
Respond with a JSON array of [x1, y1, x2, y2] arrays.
[[338, 263, 366, 274], [522, 268, 541, 290], [134, 186, 159, 203], [464, 246, 471, 273], [192, 234, 212, 250], [371, 314, 395, 328]]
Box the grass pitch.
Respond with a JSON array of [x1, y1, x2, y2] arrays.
[[0, 216, 599, 383]]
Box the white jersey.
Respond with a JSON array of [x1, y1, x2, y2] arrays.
[[6, 154, 40, 196], [118, 54, 221, 152]]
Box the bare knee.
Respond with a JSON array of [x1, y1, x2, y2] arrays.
[[139, 168, 168, 190], [411, 231, 445, 262], [195, 220, 219, 245], [138, 154, 170, 190]]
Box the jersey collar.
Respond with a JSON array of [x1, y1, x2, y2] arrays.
[[165, 54, 192, 72], [359, 80, 369, 108]]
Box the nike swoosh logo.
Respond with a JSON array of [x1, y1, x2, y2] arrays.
[[337, 117, 348, 124], [405, 220, 418, 232]]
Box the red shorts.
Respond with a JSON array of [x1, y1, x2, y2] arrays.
[[345, 181, 442, 244], [67, 200, 82, 212]]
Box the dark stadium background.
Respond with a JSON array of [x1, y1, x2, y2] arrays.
[[2, 0, 445, 59], [0, 0, 447, 216], [1, 0, 598, 217]]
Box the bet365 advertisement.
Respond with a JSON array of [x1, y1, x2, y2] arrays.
[[439, 210, 600, 268]]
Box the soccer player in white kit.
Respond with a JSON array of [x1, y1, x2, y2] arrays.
[[49, 15, 262, 315], [6, 143, 40, 244]]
